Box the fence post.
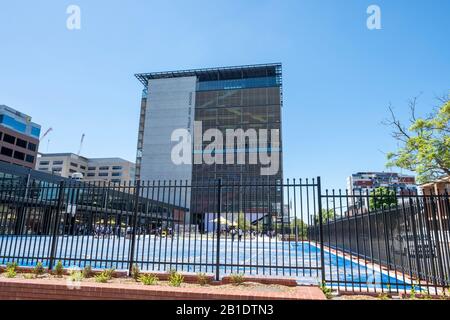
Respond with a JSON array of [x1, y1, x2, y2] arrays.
[[317, 177, 326, 285], [215, 178, 222, 281], [48, 181, 65, 271], [128, 180, 141, 275]]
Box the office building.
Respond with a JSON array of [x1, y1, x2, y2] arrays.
[[135, 63, 283, 225], [36, 153, 135, 184], [347, 172, 417, 209], [0, 105, 40, 169]]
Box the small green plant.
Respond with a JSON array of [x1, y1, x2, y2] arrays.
[[319, 281, 333, 299], [168, 271, 184, 287], [23, 273, 34, 279], [229, 273, 245, 286], [197, 273, 210, 286], [54, 261, 64, 277], [409, 283, 417, 300], [6, 262, 18, 271], [33, 261, 44, 277], [378, 292, 390, 300], [5, 267, 16, 278], [69, 270, 84, 282], [95, 269, 114, 283], [139, 273, 158, 286], [82, 265, 92, 278], [131, 264, 140, 281]]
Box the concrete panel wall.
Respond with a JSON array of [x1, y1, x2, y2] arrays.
[[140, 76, 196, 212]]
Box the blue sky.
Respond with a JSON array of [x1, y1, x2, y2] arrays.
[[0, 0, 449, 190]]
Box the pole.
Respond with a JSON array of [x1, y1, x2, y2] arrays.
[[317, 177, 326, 285], [215, 179, 222, 281], [128, 180, 141, 275], [48, 181, 65, 271]]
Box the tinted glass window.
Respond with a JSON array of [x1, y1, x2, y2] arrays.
[[3, 134, 15, 144], [13, 151, 25, 161], [1, 147, 13, 157], [25, 154, 35, 163], [16, 138, 27, 148]]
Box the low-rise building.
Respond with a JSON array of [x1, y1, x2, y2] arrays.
[[347, 171, 417, 210], [36, 153, 135, 184], [0, 105, 40, 169]]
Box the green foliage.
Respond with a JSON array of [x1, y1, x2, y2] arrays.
[[6, 262, 18, 271], [319, 281, 333, 299], [5, 266, 16, 278], [237, 212, 252, 231], [54, 261, 64, 277], [69, 270, 84, 282], [369, 187, 397, 211], [94, 269, 115, 283], [315, 209, 335, 225], [409, 283, 417, 300], [131, 264, 140, 281], [168, 271, 184, 287], [33, 261, 44, 277], [82, 265, 92, 278], [139, 274, 158, 286], [229, 273, 245, 286], [196, 273, 211, 286], [289, 218, 308, 239], [386, 98, 450, 184]]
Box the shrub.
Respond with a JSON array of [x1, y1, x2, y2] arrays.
[[69, 270, 84, 282], [23, 274, 34, 280], [95, 269, 114, 283], [34, 261, 44, 277], [229, 273, 245, 286], [5, 267, 16, 278], [139, 274, 158, 286], [319, 281, 333, 299], [54, 261, 64, 277], [168, 271, 184, 287], [82, 265, 92, 278], [131, 264, 140, 281], [197, 273, 210, 286], [6, 262, 18, 271]]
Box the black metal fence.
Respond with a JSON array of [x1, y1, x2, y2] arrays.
[[0, 176, 449, 295]]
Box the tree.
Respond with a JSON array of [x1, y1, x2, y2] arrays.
[[315, 209, 335, 225], [369, 187, 397, 211], [385, 95, 450, 184], [236, 212, 251, 231], [289, 218, 308, 239]]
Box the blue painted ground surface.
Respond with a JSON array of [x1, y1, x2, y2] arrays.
[[0, 235, 414, 291]]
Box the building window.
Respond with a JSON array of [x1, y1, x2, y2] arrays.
[[88, 167, 96, 171], [25, 154, 35, 163], [3, 134, 15, 145], [13, 151, 25, 161], [80, 165, 86, 170], [98, 173, 109, 177], [38, 167, 49, 171], [112, 166, 123, 170], [112, 172, 122, 177], [111, 179, 121, 183], [16, 138, 27, 148], [87, 173, 95, 177], [52, 167, 62, 172], [53, 161, 63, 165], [27, 143, 37, 152], [39, 161, 50, 166], [70, 162, 78, 167], [99, 167, 109, 171], [1, 147, 13, 157], [69, 169, 76, 173]]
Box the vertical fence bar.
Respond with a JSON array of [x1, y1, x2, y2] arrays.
[[48, 181, 65, 271], [317, 176, 325, 285], [128, 180, 141, 275], [215, 178, 222, 281]]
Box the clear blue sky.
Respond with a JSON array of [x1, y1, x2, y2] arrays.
[[1, 0, 449, 190]]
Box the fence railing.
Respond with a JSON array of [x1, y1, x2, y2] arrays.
[[0, 177, 449, 295]]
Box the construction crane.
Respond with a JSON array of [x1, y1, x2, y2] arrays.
[[37, 128, 53, 156], [77, 133, 85, 156], [39, 127, 53, 142]]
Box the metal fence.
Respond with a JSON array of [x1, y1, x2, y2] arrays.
[[0, 177, 449, 295]]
